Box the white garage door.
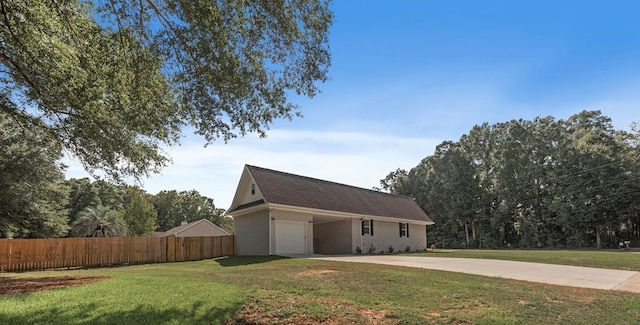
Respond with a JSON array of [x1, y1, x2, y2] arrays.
[[275, 221, 306, 254]]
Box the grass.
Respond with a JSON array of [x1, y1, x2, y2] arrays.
[[413, 249, 640, 271], [0, 253, 638, 324]]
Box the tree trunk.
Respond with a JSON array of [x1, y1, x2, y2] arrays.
[[596, 228, 602, 249], [472, 222, 477, 243], [465, 223, 470, 247]]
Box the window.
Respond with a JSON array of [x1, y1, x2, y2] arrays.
[[399, 223, 409, 237], [361, 219, 374, 236], [251, 184, 255, 195]]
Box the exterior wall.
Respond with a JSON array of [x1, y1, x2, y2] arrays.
[[234, 210, 270, 255], [234, 205, 428, 256], [314, 219, 352, 254], [352, 219, 427, 254], [175, 223, 230, 237], [270, 210, 314, 255]]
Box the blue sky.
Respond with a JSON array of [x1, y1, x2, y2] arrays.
[[66, 0, 640, 210]]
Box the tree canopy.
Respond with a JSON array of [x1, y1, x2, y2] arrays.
[[0, 112, 70, 238], [153, 189, 229, 232], [384, 111, 640, 249], [0, 0, 333, 180]]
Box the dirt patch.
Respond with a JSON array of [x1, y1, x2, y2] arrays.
[[0, 276, 110, 296], [295, 269, 337, 277], [227, 291, 400, 325]]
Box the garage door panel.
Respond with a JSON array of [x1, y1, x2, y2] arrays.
[[275, 221, 306, 254]]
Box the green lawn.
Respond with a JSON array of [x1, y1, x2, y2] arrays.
[[415, 249, 640, 271], [0, 254, 639, 324]]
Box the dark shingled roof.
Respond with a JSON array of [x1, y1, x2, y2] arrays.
[[244, 165, 433, 223]]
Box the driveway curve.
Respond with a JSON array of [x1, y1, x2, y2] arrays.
[[309, 255, 640, 293]]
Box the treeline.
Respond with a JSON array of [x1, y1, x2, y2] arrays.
[[0, 113, 230, 238], [382, 110, 640, 249]]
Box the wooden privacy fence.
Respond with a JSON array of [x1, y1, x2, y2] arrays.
[[0, 235, 234, 272]]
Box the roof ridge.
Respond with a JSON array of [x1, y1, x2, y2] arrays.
[[246, 164, 411, 199], [166, 219, 202, 233]]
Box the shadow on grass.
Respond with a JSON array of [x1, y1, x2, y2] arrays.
[[0, 300, 243, 325], [214, 255, 289, 267]]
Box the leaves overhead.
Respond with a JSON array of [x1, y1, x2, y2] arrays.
[[0, 0, 333, 180]]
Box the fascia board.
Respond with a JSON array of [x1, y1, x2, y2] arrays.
[[268, 203, 434, 226]]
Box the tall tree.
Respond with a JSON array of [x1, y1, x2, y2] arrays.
[[557, 111, 628, 248], [379, 168, 408, 193], [620, 123, 640, 241], [152, 189, 227, 231], [0, 0, 333, 181], [0, 112, 69, 238], [93, 180, 125, 209], [122, 187, 157, 236], [386, 110, 640, 249], [459, 123, 498, 248], [153, 190, 183, 231], [426, 141, 482, 248], [65, 178, 102, 226]]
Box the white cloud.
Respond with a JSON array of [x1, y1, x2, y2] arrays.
[[64, 129, 442, 210]]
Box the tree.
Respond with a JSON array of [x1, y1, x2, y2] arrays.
[[93, 180, 125, 209], [379, 168, 408, 193], [64, 178, 102, 226], [425, 141, 483, 248], [153, 190, 183, 231], [122, 187, 157, 236], [0, 0, 333, 181], [386, 110, 640, 249], [71, 205, 128, 237], [0, 112, 70, 238], [557, 111, 628, 248], [152, 189, 227, 231]]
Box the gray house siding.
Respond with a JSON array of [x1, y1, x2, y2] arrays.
[[353, 219, 427, 254], [234, 210, 270, 255]]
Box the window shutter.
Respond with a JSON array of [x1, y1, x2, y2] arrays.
[[361, 220, 365, 235], [399, 223, 402, 237], [370, 220, 374, 236], [406, 223, 409, 237]]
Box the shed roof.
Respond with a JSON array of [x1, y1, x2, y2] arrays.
[[154, 219, 231, 237], [233, 165, 432, 223]]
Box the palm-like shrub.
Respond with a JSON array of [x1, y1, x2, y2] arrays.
[[71, 205, 128, 237]]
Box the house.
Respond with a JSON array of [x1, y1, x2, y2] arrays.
[[226, 165, 434, 255], [154, 219, 231, 237]]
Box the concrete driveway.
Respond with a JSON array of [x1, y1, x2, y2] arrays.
[[308, 255, 640, 293]]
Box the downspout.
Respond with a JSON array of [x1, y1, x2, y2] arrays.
[[360, 218, 363, 254], [268, 207, 273, 255]]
